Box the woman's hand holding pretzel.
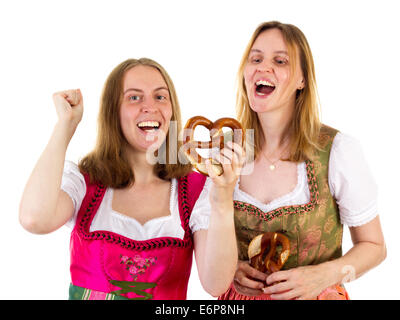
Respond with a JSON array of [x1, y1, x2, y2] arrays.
[[262, 263, 332, 300], [233, 260, 268, 296], [183, 116, 245, 212]]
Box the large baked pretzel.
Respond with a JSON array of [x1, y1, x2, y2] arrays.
[[183, 116, 244, 176], [248, 232, 290, 274]]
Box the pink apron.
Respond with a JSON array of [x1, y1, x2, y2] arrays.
[[69, 172, 206, 300]]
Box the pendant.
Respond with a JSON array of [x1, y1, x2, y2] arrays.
[[269, 164, 276, 171]]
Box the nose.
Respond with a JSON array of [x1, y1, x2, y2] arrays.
[[141, 105, 158, 113], [140, 98, 158, 113], [256, 60, 273, 73]]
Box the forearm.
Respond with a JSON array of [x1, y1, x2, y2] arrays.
[[19, 122, 74, 232], [197, 142, 244, 296], [199, 202, 238, 296], [318, 241, 387, 287]]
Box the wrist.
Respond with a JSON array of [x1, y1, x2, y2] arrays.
[[209, 183, 235, 201], [317, 260, 345, 287], [210, 201, 234, 216], [53, 121, 76, 147], [209, 191, 234, 212]]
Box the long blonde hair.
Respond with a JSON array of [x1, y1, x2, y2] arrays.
[[236, 21, 321, 162], [79, 58, 192, 188]]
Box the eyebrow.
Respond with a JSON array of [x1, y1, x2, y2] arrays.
[[123, 86, 169, 94], [250, 49, 289, 55]]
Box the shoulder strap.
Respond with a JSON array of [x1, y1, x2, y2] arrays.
[[74, 173, 106, 229], [183, 171, 207, 213], [319, 124, 339, 150], [316, 124, 340, 165], [177, 171, 206, 239]]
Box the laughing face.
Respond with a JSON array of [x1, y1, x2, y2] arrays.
[[120, 65, 172, 153], [243, 28, 304, 114]]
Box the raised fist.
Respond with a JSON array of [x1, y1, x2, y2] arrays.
[[52, 89, 83, 127]]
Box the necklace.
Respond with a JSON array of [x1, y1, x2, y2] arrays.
[[260, 145, 288, 171]]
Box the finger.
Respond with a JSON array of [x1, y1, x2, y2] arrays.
[[270, 288, 301, 300], [53, 89, 81, 107], [52, 92, 72, 110], [240, 262, 268, 282], [227, 141, 245, 164], [266, 270, 290, 285], [233, 280, 263, 297], [221, 147, 237, 165], [212, 152, 235, 180], [237, 275, 265, 290], [226, 142, 246, 175], [75, 88, 83, 105], [214, 149, 232, 165], [227, 147, 242, 175], [205, 159, 218, 179], [64, 89, 81, 106], [262, 280, 293, 295]]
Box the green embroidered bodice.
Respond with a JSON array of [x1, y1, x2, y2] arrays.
[[234, 125, 342, 269]]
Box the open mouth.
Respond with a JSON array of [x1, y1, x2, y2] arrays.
[[255, 80, 275, 96], [137, 121, 161, 133]]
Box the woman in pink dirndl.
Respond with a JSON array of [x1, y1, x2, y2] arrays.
[[19, 58, 243, 300]]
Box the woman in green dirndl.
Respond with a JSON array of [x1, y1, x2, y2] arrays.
[[218, 21, 386, 300]]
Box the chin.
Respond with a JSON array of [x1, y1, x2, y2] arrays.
[[129, 128, 168, 152], [249, 103, 273, 113], [139, 140, 164, 153]]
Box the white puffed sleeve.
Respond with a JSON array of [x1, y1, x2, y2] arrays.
[[61, 161, 86, 228], [189, 177, 213, 233], [329, 132, 378, 227]]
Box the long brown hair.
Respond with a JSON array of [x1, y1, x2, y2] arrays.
[[236, 21, 322, 162], [79, 58, 192, 188]]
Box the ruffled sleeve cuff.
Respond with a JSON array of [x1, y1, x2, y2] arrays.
[[188, 177, 212, 233], [61, 160, 86, 228], [339, 200, 378, 227], [329, 132, 379, 227]]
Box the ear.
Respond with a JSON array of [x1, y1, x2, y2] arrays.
[[297, 78, 305, 90]]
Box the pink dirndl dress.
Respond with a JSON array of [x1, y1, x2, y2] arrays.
[[69, 172, 206, 300]]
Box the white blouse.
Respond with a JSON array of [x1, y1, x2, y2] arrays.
[[62, 162, 212, 240]]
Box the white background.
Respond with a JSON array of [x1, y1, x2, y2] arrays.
[[1, 0, 399, 300]]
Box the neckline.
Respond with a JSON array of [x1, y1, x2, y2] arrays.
[[77, 176, 193, 251], [235, 162, 306, 211], [107, 179, 177, 228], [233, 160, 318, 221]]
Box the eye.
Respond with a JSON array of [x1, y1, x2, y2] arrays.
[[275, 57, 288, 65], [250, 56, 262, 64], [129, 95, 140, 101], [156, 95, 166, 101]]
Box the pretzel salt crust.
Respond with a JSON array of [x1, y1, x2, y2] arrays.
[[248, 232, 290, 274], [183, 116, 244, 176]]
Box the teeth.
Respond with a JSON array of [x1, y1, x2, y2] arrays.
[[138, 121, 160, 128], [256, 80, 275, 87]]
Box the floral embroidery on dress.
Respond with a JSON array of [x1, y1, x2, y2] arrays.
[[120, 254, 157, 281]]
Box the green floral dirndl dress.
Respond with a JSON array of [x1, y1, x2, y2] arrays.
[[219, 125, 349, 300]]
